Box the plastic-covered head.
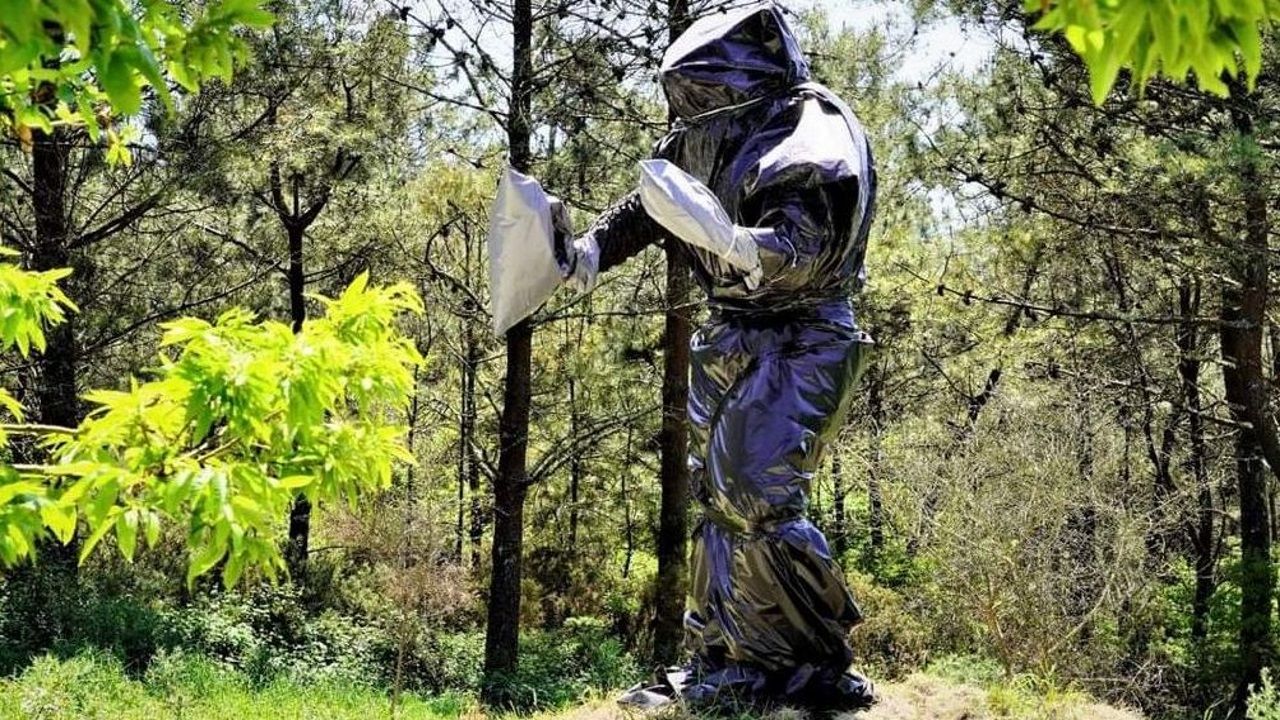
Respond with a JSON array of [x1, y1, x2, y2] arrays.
[[661, 3, 811, 120]]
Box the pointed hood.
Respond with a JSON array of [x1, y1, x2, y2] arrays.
[[660, 3, 811, 120]]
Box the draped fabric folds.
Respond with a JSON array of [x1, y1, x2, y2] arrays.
[[575, 2, 878, 709]]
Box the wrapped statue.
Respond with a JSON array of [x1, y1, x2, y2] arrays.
[[500, 1, 878, 710]]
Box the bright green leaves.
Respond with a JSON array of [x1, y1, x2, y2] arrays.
[[47, 273, 423, 585], [1, 0, 275, 162], [0, 250, 77, 553], [1027, 0, 1277, 103], [0, 266, 423, 586], [0, 255, 75, 357]]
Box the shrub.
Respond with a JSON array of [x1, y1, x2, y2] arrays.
[[3, 650, 138, 719], [164, 584, 386, 688], [0, 567, 182, 676], [925, 653, 1006, 686], [482, 616, 640, 711], [0, 649, 475, 719], [846, 570, 931, 678], [410, 630, 486, 694], [1250, 670, 1280, 720]]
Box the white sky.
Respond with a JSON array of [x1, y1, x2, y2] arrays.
[[422, 0, 997, 96], [806, 0, 996, 80]]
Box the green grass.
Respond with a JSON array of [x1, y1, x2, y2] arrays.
[[0, 651, 474, 720], [0, 649, 1148, 720]]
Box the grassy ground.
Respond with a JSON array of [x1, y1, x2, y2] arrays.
[[0, 652, 471, 720], [0, 652, 1145, 720], [551, 674, 1145, 720]]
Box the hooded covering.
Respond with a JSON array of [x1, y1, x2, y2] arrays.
[[659, 3, 810, 119], [573, 3, 877, 709], [584, 3, 874, 311]]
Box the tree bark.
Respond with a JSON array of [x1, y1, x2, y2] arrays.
[[867, 364, 886, 558], [466, 311, 483, 568], [622, 425, 635, 579], [285, 220, 311, 577], [456, 235, 475, 564], [1221, 85, 1273, 713], [30, 127, 77, 432], [650, 0, 693, 669], [456, 315, 469, 561], [568, 337, 582, 548], [483, 0, 534, 695], [1177, 281, 1215, 652], [27, 123, 80, 587], [484, 320, 532, 687], [652, 241, 693, 666]]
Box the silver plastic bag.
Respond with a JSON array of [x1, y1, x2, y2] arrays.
[[487, 167, 562, 335]]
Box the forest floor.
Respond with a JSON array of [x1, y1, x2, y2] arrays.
[[551, 674, 1145, 720], [0, 653, 1147, 720]]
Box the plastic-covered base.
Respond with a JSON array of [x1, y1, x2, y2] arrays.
[[617, 663, 877, 712]]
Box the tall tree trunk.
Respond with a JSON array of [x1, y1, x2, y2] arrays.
[[466, 311, 483, 568], [1178, 281, 1216, 657], [30, 128, 77, 433], [622, 425, 635, 579], [1229, 424, 1269, 709], [483, 0, 534, 695], [456, 236, 474, 563], [1222, 85, 1274, 714], [456, 316, 469, 561], [456, 223, 484, 568], [27, 122, 80, 596], [1140, 398, 1178, 560], [652, 237, 693, 666], [285, 221, 311, 577], [650, 0, 693, 668], [568, 354, 581, 549], [831, 450, 847, 558], [867, 363, 886, 558], [484, 324, 531, 687]]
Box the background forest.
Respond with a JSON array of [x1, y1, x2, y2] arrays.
[[2, 0, 1280, 719]]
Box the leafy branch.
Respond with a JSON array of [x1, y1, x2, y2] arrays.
[[0, 257, 424, 587]]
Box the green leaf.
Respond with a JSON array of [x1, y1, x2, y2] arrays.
[[0, 480, 41, 505], [278, 475, 312, 489], [144, 512, 161, 548], [0, 389, 26, 421], [1231, 18, 1263, 84], [116, 510, 138, 561], [100, 51, 142, 116], [40, 504, 77, 544], [187, 534, 227, 587], [222, 550, 245, 588], [1089, 50, 1122, 105], [79, 514, 118, 565]]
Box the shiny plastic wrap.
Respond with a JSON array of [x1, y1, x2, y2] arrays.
[[575, 2, 877, 709], [487, 167, 563, 334]]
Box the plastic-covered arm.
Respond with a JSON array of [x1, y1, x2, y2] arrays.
[[587, 191, 675, 273], [639, 159, 864, 291], [737, 182, 854, 286], [558, 191, 676, 292], [638, 160, 760, 288]]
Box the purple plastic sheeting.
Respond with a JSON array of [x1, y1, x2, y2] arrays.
[[568, 2, 877, 709]]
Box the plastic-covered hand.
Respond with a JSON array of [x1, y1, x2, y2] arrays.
[[549, 197, 598, 293], [563, 234, 599, 292], [637, 159, 763, 289]]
